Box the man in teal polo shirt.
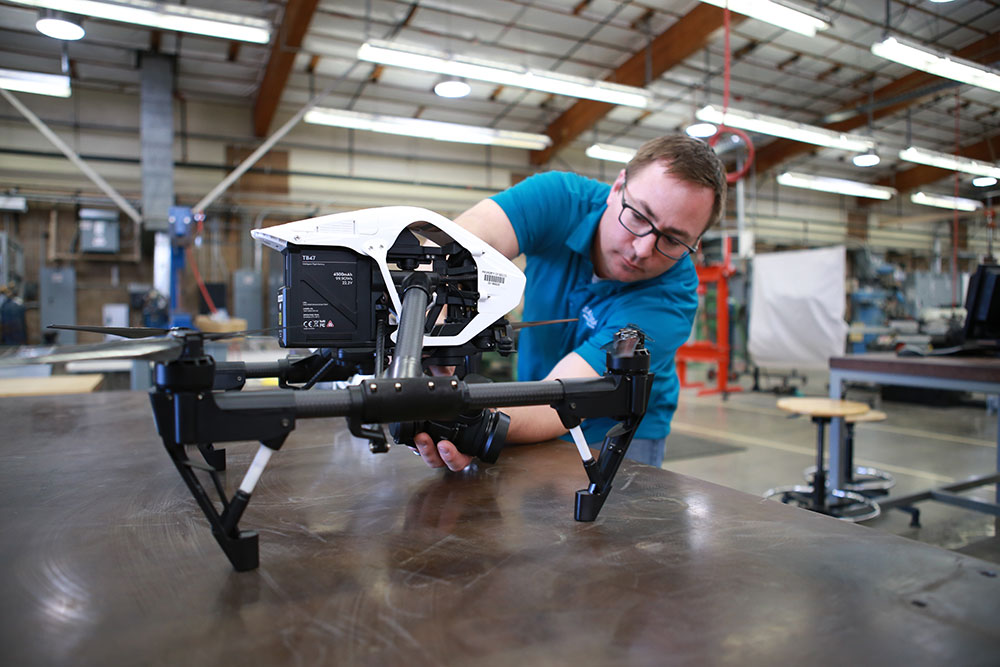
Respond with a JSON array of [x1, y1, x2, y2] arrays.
[[414, 134, 727, 470]]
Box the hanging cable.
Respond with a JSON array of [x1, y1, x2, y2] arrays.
[[952, 89, 960, 306], [723, 5, 731, 113], [188, 214, 218, 315], [709, 6, 754, 184]]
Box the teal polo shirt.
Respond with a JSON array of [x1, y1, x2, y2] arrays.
[[491, 171, 699, 444]]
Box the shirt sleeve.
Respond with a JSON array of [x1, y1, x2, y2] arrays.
[[490, 172, 588, 256], [574, 263, 699, 379]]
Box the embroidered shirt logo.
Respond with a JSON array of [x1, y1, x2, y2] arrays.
[[581, 306, 598, 330]]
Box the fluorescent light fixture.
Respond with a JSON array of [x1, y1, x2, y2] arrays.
[[899, 146, 1000, 179], [777, 172, 896, 200], [696, 105, 875, 152], [852, 151, 880, 168], [358, 39, 651, 108], [36, 10, 85, 40], [699, 0, 831, 37], [871, 36, 1000, 94], [685, 122, 718, 139], [434, 79, 471, 98], [304, 107, 551, 150], [8, 0, 271, 43], [585, 143, 635, 163], [0, 67, 70, 97], [0, 195, 28, 212], [910, 191, 983, 212], [973, 176, 997, 188]]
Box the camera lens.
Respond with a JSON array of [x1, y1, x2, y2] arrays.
[[455, 409, 509, 463], [389, 408, 509, 463]]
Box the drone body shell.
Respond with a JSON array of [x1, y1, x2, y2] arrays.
[[251, 206, 526, 347]]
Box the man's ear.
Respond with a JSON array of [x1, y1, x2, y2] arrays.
[[606, 168, 627, 206]]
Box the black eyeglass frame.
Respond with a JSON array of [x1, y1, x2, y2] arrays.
[[618, 177, 700, 261]]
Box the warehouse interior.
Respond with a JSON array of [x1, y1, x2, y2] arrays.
[[1, 1, 999, 662]]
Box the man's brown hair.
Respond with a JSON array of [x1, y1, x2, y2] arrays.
[[625, 135, 727, 232]]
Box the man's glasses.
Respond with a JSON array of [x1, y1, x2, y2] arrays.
[[618, 178, 700, 261]]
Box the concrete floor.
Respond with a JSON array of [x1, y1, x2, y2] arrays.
[[666, 367, 1000, 565]]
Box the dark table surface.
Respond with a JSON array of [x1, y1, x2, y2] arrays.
[[830, 352, 1000, 384], [2, 391, 999, 666]]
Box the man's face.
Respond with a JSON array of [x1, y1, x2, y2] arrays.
[[592, 163, 715, 282]]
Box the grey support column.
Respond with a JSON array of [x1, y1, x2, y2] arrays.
[[140, 53, 174, 233]]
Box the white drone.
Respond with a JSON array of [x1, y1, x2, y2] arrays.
[[251, 206, 526, 347]]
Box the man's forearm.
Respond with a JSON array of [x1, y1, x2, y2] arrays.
[[503, 351, 599, 444], [503, 404, 570, 444]]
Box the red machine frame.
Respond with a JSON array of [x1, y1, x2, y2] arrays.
[[676, 237, 743, 397]]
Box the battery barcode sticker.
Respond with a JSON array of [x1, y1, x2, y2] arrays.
[[482, 271, 505, 286]]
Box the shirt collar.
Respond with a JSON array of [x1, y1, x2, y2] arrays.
[[567, 203, 606, 258]]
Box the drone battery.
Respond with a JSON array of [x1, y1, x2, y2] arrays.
[[279, 246, 375, 348]]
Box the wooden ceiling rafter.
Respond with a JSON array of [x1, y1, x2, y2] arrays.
[[253, 0, 320, 137], [754, 31, 1000, 175], [530, 5, 745, 165]]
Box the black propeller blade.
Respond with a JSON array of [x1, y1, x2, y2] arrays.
[[203, 326, 282, 341], [0, 323, 285, 368], [0, 337, 184, 366], [48, 323, 281, 341], [48, 324, 172, 339], [510, 318, 578, 330]]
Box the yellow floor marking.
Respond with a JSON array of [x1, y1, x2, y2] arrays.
[[679, 393, 996, 448], [669, 421, 956, 484], [859, 423, 995, 449]]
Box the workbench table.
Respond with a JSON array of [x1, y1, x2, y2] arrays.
[[2, 391, 999, 665], [0, 373, 104, 397], [828, 354, 1000, 520]]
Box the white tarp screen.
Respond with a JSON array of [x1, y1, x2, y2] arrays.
[[748, 246, 848, 370]]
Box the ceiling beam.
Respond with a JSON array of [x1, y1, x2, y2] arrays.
[[529, 5, 744, 166], [754, 31, 1000, 174], [253, 0, 320, 137]]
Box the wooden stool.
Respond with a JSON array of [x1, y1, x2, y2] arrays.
[[763, 398, 880, 522], [804, 409, 894, 494]]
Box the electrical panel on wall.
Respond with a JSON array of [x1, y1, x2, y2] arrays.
[[0, 232, 24, 290], [79, 208, 120, 254]]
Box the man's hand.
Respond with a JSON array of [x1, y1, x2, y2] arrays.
[[413, 432, 474, 471], [412, 365, 471, 470]]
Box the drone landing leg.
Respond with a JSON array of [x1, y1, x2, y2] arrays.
[[162, 436, 287, 572], [197, 442, 226, 471], [558, 329, 651, 523], [575, 423, 637, 522]]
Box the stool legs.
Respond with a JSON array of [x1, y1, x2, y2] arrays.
[[812, 416, 827, 511], [764, 416, 880, 522], [803, 422, 895, 494]]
